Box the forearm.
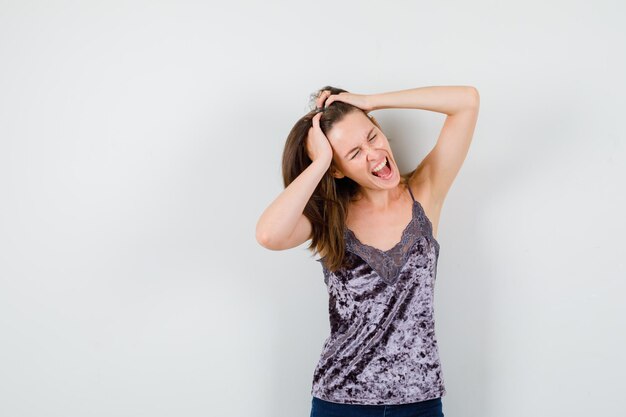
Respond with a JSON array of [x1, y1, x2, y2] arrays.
[[369, 86, 479, 116], [256, 157, 330, 245]]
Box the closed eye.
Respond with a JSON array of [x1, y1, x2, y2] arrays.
[[350, 135, 377, 160]]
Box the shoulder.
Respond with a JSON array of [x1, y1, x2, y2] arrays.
[[404, 169, 430, 204], [405, 171, 439, 220]]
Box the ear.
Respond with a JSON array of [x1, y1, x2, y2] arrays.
[[331, 165, 346, 179]]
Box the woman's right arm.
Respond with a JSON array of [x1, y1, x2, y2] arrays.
[[255, 155, 331, 251], [256, 103, 334, 251]]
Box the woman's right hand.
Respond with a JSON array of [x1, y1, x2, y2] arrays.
[[306, 90, 334, 165], [306, 112, 333, 165]]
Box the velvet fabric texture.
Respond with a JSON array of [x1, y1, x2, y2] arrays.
[[311, 186, 446, 405]]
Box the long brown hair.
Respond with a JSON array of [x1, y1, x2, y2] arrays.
[[281, 86, 408, 272]]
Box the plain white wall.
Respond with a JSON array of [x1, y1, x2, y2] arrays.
[[1, 1, 624, 416]]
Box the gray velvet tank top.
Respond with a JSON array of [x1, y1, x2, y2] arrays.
[[311, 185, 446, 405]]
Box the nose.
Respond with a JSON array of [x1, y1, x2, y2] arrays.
[[365, 146, 383, 162]]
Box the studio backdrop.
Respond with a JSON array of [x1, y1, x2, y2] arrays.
[[0, 1, 624, 416]]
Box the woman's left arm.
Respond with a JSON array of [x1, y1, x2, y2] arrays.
[[369, 86, 480, 208]]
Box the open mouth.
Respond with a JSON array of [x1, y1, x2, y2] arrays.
[[371, 157, 392, 179]]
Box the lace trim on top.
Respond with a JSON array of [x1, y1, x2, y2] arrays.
[[343, 193, 439, 285]]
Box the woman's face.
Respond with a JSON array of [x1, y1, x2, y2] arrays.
[[326, 111, 400, 188]]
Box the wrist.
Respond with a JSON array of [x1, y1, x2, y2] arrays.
[[311, 154, 332, 170], [367, 94, 382, 112]]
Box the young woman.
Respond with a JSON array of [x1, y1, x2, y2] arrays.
[[256, 85, 479, 417]]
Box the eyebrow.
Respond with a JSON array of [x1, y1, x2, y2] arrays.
[[345, 127, 375, 158]]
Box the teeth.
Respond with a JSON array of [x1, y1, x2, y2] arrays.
[[372, 158, 387, 173]]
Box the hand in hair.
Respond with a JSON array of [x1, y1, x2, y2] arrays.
[[324, 91, 373, 112], [316, 90, 332, 109], [306, 112, 333, 164]]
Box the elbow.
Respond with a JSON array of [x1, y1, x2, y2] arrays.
[[256, 228, 280, 251], [256, 227, 271, 249], [467, 86, 480, 108]]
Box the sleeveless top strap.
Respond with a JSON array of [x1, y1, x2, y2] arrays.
[[407, 184, 416, 202]]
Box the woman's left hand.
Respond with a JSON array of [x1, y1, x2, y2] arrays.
[[325, 92, 374, 112]]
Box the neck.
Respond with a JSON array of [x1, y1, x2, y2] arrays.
[[353, 183, 406, 212]]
